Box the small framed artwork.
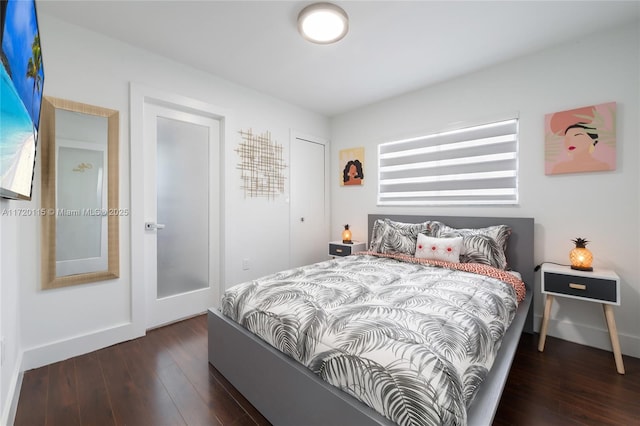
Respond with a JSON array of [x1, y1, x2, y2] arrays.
[[340, 147, 364, 186], [545, 102, 616, 175]]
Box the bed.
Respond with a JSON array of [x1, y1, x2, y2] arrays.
[[208, 214, 534, 426]]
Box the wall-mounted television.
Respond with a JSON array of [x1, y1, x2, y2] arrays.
[[1, 0, 44, 200]]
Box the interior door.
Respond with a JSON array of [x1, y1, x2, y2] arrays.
[[143, 103, 220, 328], [290, 136, 327, 267]]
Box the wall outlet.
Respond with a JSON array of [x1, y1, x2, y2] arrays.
[[242, 258, 250, 270]]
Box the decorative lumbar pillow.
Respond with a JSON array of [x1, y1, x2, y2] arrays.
[[434, 224, 511, 269], [415, 234, 463, 263]]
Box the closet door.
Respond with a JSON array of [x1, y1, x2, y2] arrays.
[[289, 135, 328, 268]]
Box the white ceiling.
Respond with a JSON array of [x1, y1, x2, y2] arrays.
[[37, 1, 640, 117]]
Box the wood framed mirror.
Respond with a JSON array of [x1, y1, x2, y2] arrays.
[[41, 96, 119, 289]]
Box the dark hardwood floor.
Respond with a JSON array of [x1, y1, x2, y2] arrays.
[[15, 314, 640, 426]]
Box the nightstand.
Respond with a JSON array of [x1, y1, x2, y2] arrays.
[[329, 241, 367, 257], [538, 263, 624, 374]]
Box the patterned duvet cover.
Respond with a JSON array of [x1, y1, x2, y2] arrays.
[[221, 253, 526, 426]]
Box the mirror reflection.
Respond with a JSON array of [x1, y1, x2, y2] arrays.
[[41, 96, 119, 289]]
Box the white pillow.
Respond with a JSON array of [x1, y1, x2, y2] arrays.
[[415, 234, 463, 263]]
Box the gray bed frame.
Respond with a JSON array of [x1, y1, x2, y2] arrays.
[[209, 215, 534, 426]]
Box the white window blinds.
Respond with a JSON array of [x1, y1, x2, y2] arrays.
[[378, 118, 519, 206]]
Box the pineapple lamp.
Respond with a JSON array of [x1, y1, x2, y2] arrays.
[[342, 224, 353, 244], [570, 238, 593, 271]]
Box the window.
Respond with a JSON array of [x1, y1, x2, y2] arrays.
[[377, 118, 519, 206]]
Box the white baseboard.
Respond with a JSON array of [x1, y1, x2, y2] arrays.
[[1, 352, 23, 426], [533, 314, 640, 359], [21, 322, 144, 371], [3, 323, 143, 425]]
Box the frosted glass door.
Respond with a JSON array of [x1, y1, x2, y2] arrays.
[[141, 97, 220, 329], [156, 116, 209, 299]]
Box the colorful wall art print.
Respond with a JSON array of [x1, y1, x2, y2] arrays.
[[1, 0, 45, 200], [340, 147, 364, 186], [545, 102, 616, 175]]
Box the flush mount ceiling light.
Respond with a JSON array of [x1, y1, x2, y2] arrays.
[[297, 2, 349, 44]]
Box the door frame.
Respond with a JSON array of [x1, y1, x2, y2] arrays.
[[289, 130, 330, 267], [130, 83, 232, 335]]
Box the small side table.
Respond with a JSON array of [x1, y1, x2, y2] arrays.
[[329, 241, 367, 257], [538, 263, 624, 374]]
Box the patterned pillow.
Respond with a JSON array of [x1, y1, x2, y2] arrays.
[[434, 224, 511, 269], [415, 235, 463, 263], [368, 219, 390, 251], [387, 219, 441, 236], [369, 219, 441, 255]]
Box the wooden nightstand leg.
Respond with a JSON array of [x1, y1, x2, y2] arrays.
[[538, 295, 554, 352], [602, 304, 625, 374]]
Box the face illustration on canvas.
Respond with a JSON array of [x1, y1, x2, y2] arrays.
[[551, 123, 609, 174], [564, 126, 595, 156], [348, 164, 358, 179]]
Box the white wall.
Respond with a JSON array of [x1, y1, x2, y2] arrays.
[[0, 12, 328, 411], [330, 23, 640, 358], [0, 205, 25, 425]]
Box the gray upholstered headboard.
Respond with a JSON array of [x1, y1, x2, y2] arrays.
[[368, 214, 535, 332]]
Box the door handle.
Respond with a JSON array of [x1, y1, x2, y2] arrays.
[[145, 222, 166, 230]]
